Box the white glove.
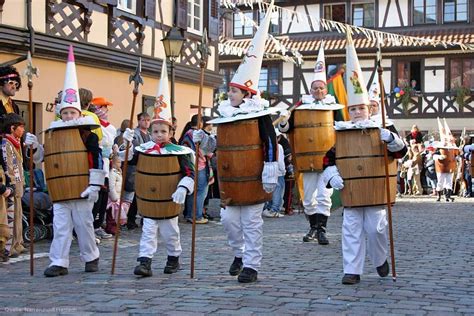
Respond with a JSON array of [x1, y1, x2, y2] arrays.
[[262, 161, 278, 193], [123, 128, 134, 143], [172, 187, 187, 204], [329, 175, 344, 190], [322, 166, 344, 190], [80, 185, 101, 203], [24, 132, 39, 149], [193, 129, 206, 143], [279, 109, 291, 123], [379, 128, 394, 143]]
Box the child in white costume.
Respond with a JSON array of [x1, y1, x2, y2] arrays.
[[322, 35, 407, 285]]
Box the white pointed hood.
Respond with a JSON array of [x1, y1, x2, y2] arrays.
[[312, 41, 326, 85], [345, 32, 370, 107], [228, 0, 274, 94], [152, 61, 172, 126], [57, 45, 81, 114]]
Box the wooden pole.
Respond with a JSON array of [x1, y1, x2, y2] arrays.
[[377, 46, 397, 282], [190, 29, 211, 279], [111, 58, 143, 275], [25, 51, 38, 276]]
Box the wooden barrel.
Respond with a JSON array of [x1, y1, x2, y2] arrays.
[[435, 148, 458, 173], [44, 128, 89, 202], [291, 110, 335, 172], [217, 119, 271, 206], [135, 153, 181, 219], [335, 128, 397, 208]]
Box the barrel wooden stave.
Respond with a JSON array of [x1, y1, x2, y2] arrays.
[[435, 148, 458, 173], [217, 119, 271, 206], [336, 128, 397, 208], [44, 128, 89, 202], [291, 110, 335, 172], [135, 154, 181, 219]]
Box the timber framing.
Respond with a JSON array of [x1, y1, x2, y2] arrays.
[[0, 25, 222, 88]]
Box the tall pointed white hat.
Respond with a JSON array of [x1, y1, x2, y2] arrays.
[[229, 0, 274, 95], [58, 45, 81, 114], [369, 75, 380, 105], [152, 61, 172, 126], [345, 32, 370, 107], [437, 117, 446, 144], [312, 41, 326, 85], [443, 118, 456, 146]]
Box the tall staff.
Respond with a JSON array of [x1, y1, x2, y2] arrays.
[[190, 29, 211, 279], [376, 42, 396, 281], [111, 58, 143, 275], [25, 51, 38, 275]]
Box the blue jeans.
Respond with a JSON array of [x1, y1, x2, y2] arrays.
[[265, 176, 285, 212], [184, 169, 209, 220]]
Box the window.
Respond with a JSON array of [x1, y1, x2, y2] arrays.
[[324, 4, 346, 23], [444, 0, 468, 22], [352, 3, 375, 27], [187, 0, 203, 33], [258, 66, 280, 94], [450, 58, 474, 90], [117, 0, 136, 14], [396, 60, 421, 91], [233, 12, 254, 37], [217, 67, 237, 94], [414, 0, 437, 24], [259, 9, 280, 35]]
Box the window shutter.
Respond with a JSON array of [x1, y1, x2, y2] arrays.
[[176, 0, 187, 29], [145, 0, 156, 20], [208, 0, 219, 39]]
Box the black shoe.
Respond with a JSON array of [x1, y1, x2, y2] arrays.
[[164, 256, 180, 274], [341, 274, 360, 285], [303, 227, 317, 242], [44, 265, 69, 277], [85, 258, 99, 272], [317, 230, 329, 245], [436, 191, 442, 202], [376, 260, 389, 277], [238, 267, 258, 283], [229, 257, 243, 276], [127, 222, 139, 230], [203, 213, 214, 221], [134, 257, 153, 277]]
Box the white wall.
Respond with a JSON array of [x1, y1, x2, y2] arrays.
[[282, 4, 320, 34]]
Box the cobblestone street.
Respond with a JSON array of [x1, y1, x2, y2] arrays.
[[1, 196, 473, 315]]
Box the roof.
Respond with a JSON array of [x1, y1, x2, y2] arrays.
[[220, 27, 474, 58]]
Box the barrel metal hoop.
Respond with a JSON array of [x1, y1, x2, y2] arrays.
[[136, 196, 174, 203], [336, 154, 385, 160], [343, 175, 397, 180], [217, 144, 262, 151], [44, 150, 87, 158], [294, 122, 333, 128], [220, 176, 261, 182], [137, 170, 181, 176], [46, 173, 89, 181], [295, 151, 327, 157]]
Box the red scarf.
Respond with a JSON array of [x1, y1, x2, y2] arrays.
[[4, 134, 21, 150], [144, 141, 169, 154]]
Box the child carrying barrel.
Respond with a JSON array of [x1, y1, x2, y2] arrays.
[[321, 35, 407, 285], [209, 2, 285, 283], [25, 46, 134, 277], [132, 62, 195, 277]]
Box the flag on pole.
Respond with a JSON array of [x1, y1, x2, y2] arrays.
[[327, 69, 349, 121]]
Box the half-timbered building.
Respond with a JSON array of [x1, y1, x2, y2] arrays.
[[0, 0, 220, 135], [218, 0, 474, 135]]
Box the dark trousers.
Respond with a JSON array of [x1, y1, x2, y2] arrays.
[[92, 179, 109, 229], [127, 195, 138, 225]]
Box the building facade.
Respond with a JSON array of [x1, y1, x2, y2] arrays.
[[0, 0, 221, 135], [218, 0, 474, 136]]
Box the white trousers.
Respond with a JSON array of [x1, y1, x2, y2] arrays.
[[49, 200, 99, 267], [138, 217, 182, 258], [342, 207, 388, 275], [220, 203, 264, 271], [303, 172, 333, 217], [436, 172, 453, 191]]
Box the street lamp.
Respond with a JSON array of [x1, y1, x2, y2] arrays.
[[162, 26, 185, 117]]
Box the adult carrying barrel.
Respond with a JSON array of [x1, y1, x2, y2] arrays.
[[135, 153, 181, 219], [44, 128, 89, 202], [335, 128, 396, 208], [291, 110, 335, 172], [216, 119, 271, 206]]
